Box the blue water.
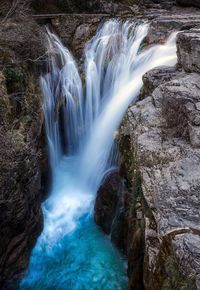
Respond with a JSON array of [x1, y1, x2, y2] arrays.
[[20, 157, 128, 290], [21, 218, 127, 290]]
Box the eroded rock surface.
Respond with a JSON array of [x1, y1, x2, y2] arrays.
[[0, 5, 46, 288], [0, 69, 44, 289], [94, 172, 122, 234], [118, 65, 200, 289], [51, 14, 106, 57], [147, 11, 200, 44], [177, 28, 200, 73]]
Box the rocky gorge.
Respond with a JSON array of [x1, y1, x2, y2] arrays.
[[0, 0, 200, 290]]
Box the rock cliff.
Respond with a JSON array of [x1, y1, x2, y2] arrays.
[[0, 3, 47, 288]]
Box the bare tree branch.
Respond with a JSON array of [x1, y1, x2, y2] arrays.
[[1, 0, 19, 24]]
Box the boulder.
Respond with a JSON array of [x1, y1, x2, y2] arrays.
[[177, 29, 200, 73], [141, 66, 182, 98], [94, 172, 122, 234]]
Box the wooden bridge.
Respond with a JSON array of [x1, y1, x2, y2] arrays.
[[31, 13, 133, 21], [32, 13, 111, 19]]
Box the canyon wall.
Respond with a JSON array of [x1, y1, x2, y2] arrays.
[[0, 3, 47, 288]]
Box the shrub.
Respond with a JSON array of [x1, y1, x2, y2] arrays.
[[4, 66, 25, 94]]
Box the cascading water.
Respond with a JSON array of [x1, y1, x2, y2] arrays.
[[42, 30, 84, 168], [20, 20, 177, 290]]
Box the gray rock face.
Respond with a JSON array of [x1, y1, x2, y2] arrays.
[[120, 68, 200, 289], [141, 66, 183, 97], [177, 29, 200, 73], [147, 12, 200, 44]]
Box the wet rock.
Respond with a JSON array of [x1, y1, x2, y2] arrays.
[[72, 19, 102, 57], [94, 172, 122, 234], [51, 15, 106, 57]]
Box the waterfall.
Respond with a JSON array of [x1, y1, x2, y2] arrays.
[[20, 20, 177, 290], [79, 21, 176, 191], [42, 29, 84, 169]]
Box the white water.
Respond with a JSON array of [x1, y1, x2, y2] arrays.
[[21, 20, 177, 289]]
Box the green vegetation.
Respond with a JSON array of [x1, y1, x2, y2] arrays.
[[162, 256, 196, 290], [4, 66, 26, 94]]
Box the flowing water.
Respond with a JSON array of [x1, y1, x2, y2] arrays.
[[20, 20, 177, 290]]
